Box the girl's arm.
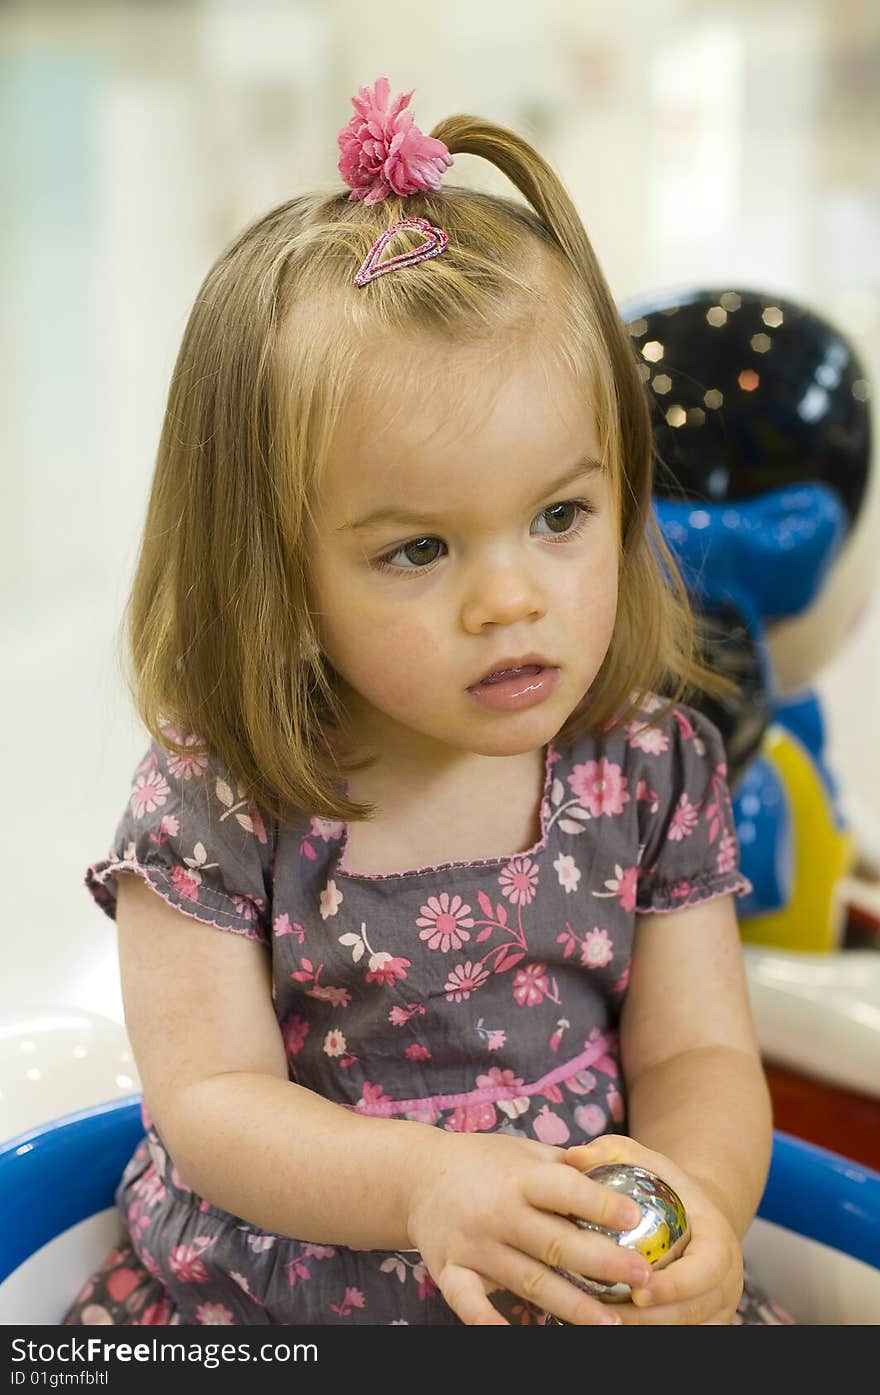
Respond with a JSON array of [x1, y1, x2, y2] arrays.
[[618, 892, 773, 1238], [115, 871, 435, 1249]]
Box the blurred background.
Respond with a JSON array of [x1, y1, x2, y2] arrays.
[[2, 0, 879, 1133]]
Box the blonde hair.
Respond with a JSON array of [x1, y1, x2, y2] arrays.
[[122, 113, 739, 828]]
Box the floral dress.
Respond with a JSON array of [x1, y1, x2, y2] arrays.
[[62, 693, 793, 1326]]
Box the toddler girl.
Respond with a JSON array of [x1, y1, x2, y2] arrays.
[[64, 76, 792, 1326]]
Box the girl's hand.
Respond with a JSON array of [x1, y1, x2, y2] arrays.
[[563, 1135, 744, 1325], [404, 1129, 657, 1325]]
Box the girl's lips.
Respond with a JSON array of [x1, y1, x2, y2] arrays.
[[478, 663, 542, 686], [467, 665, 560, 712], [468, 653, 554, 687]]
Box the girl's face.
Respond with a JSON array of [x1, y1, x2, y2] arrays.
[[306, 335, 619, 767]]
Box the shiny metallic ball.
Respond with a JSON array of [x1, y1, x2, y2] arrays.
[[552, 1163, 690, 1310]]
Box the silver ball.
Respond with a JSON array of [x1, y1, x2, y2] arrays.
[[552, 1163, 690, 1309]]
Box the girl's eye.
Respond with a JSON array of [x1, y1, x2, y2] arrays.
[[534, 500, 593, 537], [371, 500, 594, 575]]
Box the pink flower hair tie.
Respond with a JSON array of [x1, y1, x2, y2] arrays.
[[338, 75, 453, 206]]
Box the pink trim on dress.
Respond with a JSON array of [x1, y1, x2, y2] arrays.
[[353, 1032, 615, 1117], [334, 741, 559, 882], [635, 871, 753, 915], [85, 858, 268, 943]]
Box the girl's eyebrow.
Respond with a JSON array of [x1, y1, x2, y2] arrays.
[[337, 456, 603, 534]]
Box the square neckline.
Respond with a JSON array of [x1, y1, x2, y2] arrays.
[[332, 740, 559, 882]]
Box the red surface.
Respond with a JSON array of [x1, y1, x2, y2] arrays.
[[763, 1061, 880, 1171]]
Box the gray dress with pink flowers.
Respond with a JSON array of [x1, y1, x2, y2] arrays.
[[62, 694, 793, 1326]]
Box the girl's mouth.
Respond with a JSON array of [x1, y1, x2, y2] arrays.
[[467, 665, 560, 712], [479, 664, 542, 685]]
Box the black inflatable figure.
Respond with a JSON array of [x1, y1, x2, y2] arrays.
[[618, 285, 874, 952]]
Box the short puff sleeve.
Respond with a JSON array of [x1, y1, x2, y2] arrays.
[[85, 734, 275, 943], [634, 701, 753, 915]]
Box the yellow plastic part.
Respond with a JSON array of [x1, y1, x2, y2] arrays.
[[634, 1220, 671, 1264], [739, 725, 856, 954]]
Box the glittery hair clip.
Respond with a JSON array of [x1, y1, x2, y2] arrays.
[[337, 75, 453, 286], [354, 216, 449, 287]]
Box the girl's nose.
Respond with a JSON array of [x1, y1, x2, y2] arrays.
[[459, 556, 547, 632]]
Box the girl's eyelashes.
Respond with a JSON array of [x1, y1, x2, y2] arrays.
[[370, 499, 596, 576]]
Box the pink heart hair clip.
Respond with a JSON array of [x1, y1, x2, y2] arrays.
[[354, 216, 449, 287], [337, 75, 453, 286]]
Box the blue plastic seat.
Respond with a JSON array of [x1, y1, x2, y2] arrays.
[[0, 1094, 145, 1291], [1, 1097, 878, 1322]]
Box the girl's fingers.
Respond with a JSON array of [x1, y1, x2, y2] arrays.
[[509, 1213, 652, 1292], [438, 1264, 510, 1325], [525, 1165, 643, 1233], [564, 1134, 669, 1174], [630, 1246, 738, 1309], [472, 1243, 627, 1326], [616, 1283, 729, 1326], [563, 1137, 692, 1205]]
